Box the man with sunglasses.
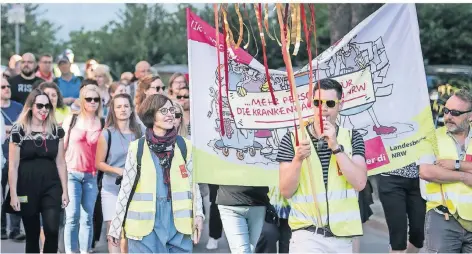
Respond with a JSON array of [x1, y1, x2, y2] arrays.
[[0, 77, 25, 241], [278, 78, 367, 253], [35, 53, 55, 82], [8, 53, 44, 104], [420, 89, 472, 253]]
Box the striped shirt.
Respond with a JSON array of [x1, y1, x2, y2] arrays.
[[276, 126, 365, 185]]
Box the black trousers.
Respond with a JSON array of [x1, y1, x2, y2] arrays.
[[23, 208, 61, 253], [208, 184, 223, 239], [92, 172, 104, 248], [378, 174, 426, 251], [1, 162, 22, 234], [255, 218, 291, 253]]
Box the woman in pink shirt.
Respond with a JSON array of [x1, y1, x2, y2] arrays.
[[62, 85, 104, 254]]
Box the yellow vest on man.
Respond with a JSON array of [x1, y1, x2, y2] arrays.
[[288, 127, 363, 237], [124, 138, 193, 238], [425, 127, 472, 221]]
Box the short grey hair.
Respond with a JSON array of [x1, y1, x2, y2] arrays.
[[454, 89, 472, 110]]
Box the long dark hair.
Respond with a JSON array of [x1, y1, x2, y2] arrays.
[[105, 93, 142, 138], [38, 81, 66, 109]]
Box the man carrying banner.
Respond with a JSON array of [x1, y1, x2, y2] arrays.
[[278, 78, 367, 253], [419, 89, 472, 253]]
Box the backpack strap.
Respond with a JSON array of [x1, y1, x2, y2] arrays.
[[123, 137, 145, 228], [65, 114, 78, 150], [176, 135, 187, 164], [104, 129, 112, 163], [100, 118, 105, 129]]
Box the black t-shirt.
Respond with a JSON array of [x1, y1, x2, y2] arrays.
[[216, 185, 269, 206], [8, 75, 44, 104]]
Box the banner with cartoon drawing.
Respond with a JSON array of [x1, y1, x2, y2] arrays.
[[187, 4, 436, 186]]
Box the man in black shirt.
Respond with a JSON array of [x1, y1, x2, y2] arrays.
[[8, 53, 44, 104]]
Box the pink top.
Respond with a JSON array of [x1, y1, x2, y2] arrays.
[[65, 127, 101, 174]]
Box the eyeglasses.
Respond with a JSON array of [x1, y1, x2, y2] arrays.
[[176, 95, 189, 100], [1, 85, 11, 89], [40, 61, 52, 64], [159, 107, 176, 115], [175, 113, 182, 119], [443, 107, 472, 117], [85, 97, 100, 103], [35, 103, 52, 110], [313, 99, 339, 108], [151, 86, 165, 92]]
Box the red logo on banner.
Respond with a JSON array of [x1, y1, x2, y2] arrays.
[[365, 136, 390, 170], [180, 165, 188, 178], [466, 154, 472, 162]]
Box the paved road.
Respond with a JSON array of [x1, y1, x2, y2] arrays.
[[0, 196, 391, 253]]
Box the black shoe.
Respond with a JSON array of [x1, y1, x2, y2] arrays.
[[9, 231, 26, 241], [1, 231, 7, 240]]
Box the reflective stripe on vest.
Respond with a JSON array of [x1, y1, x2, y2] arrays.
[[288, 127, 363, 237], [425, 126, 472, 221], [124, 137, 194, 238]]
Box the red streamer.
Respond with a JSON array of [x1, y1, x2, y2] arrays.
[[256, 3, 277, 105], [222, 18, 234, 119], [300, 4, 313, 109], [214, 4, 225, 137]]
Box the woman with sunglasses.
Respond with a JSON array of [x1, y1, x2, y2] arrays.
[[4, 89, 69, 253], [173, 103, 188, 138], [134, 75, 166, 112], [38, 82, 71, 126], [96, 93, 143, 253], [62, 85, 105, 254], [108, 94, 204, 253]]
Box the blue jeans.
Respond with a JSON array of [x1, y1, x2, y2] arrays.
[[218, 205, 266, 253], [64, 172, 98, 253]]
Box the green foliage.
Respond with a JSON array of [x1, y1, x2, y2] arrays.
[[417, 3, 472, 65], [1, 3, 471, 75], [1, 4, 61, 65]]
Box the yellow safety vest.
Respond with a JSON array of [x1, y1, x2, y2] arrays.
[[425, 127, 472, 221], [124, 138, 193, 238], [288, 127, 362, 237]]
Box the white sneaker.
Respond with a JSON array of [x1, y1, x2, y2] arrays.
[[206, 237, 219, 250]]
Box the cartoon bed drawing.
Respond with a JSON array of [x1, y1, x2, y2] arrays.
[[208, 65, 264, 161]]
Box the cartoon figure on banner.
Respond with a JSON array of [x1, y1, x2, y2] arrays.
[[227, 60, 291, 160], [297, 36, 413, 139], [207, 64, 264, 161]]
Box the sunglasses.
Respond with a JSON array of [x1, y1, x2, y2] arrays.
[[443, 107, 472, 117], [159, 107, 176, 115], [1, 85, 11, 89], [175, 113, 182, 119], [85, 97, 100, 103], [152, 86, 165, 92], [313, 99, 339, 108], [35, 103, 52, 110], [177, 95, 189, 100]]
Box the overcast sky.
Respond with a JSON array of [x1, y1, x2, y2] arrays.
[[38, 3, 203, 42]]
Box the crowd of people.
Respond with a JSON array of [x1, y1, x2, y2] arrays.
[[1, 50, 471, 254]]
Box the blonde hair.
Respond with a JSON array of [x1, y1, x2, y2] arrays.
[[94, 64, 113, 87], [168, 72, 186, 96], [79, 85, 103, 118], [174, 102, 188, 137], [16, 89, 57, 135]]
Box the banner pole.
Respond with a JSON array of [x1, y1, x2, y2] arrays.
[[276, 3, 323, 227]]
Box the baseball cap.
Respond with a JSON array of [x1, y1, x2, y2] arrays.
[[57, 57, 70, 65]]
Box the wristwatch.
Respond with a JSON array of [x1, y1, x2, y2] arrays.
[[455, 160, 461, 171], [332, 145, 344, 155]]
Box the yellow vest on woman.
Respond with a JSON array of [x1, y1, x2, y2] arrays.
[[425, 127, 472, 221], [288, 127, 362, 237], [124, 138, 193, 238]]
